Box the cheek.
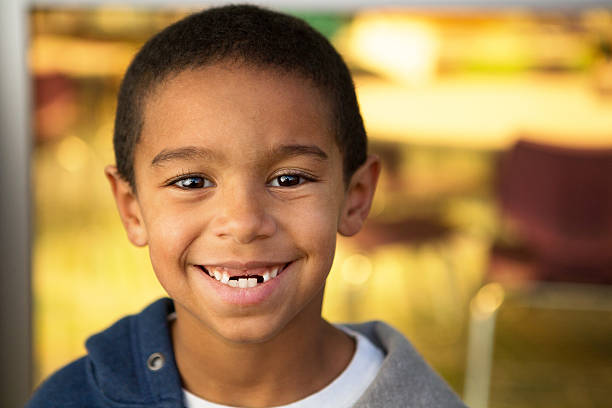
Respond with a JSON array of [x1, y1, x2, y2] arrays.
[[290, 193, 341, 267], [143, 203, 203, 275]]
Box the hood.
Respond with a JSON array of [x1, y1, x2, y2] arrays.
[[85, 298, 183, 407], [347, 321, 467, 408], [84, 298, 465, 407]]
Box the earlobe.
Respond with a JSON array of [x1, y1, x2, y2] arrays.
[[338, 155, 381, 237], [104, 165, 148, 247]]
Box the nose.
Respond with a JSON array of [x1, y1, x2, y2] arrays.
[[210, 185, 277, 244]]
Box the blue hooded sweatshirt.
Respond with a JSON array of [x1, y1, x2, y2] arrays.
[[26, 298, 466, 407]]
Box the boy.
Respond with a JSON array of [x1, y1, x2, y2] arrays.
[[27, 5, 466, 408]]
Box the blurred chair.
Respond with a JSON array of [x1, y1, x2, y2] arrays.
[[494, 139, 612, 284], [465, 139, 612, 408]]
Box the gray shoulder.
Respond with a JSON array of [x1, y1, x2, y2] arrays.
[[347, 321, 468, 408]]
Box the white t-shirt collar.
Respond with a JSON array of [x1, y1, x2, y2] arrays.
[[182, 325, 384, 408]]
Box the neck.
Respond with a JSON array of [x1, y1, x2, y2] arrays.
[[171, 294, 354, 408]]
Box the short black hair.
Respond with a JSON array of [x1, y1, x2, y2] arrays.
[[114, 4, 367, 189]]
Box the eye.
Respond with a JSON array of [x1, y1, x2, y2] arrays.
[[173, 176, 213, 189], [268, 174, 308, 187]]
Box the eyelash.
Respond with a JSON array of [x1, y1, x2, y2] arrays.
[[268, 171, 316, 187], [165, 170, 317, 190], [165, 172, 214, 189]]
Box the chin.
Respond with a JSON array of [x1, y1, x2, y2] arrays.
[[211, 313, 288, 344]]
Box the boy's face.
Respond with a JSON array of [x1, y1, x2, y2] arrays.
[[107, 63, 378, 343]]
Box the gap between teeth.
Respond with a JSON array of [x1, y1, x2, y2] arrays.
[[206, 266, 281, 288]]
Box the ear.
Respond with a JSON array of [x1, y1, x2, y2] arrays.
[[338, 155, 381, 237], [104, 165, 148, 247]]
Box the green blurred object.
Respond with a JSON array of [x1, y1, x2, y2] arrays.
[[289, 12, 350, 39]]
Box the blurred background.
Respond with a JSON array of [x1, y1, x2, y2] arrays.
[[3, 0, 612, 407]]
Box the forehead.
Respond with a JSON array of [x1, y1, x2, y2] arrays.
[[136, 64, 338, 165]]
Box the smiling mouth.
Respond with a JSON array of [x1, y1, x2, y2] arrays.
[[198, 262, 291, 288]]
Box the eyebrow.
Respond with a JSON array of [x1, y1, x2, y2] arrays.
[[150, 146, 216, 167], [273, 144, 328, 161], [150, 143, 328, 167]]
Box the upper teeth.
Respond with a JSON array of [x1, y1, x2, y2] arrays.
[[203, 265, 283, 288]]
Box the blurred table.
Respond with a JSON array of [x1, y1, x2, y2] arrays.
[[357, 73, 612, 150]]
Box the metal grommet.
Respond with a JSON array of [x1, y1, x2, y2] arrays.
[[147, 352, 165, 371]]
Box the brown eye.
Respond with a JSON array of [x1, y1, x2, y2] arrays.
[[268, 172, 314, 187], [173, 176, 212, 189], [277, 175, 300, 186], [268, 172, 318, 187]]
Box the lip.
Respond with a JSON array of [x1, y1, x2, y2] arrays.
[[197, 261, 289, 278], [194, 261, 294, 306], [201, 261, 288, 270]]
